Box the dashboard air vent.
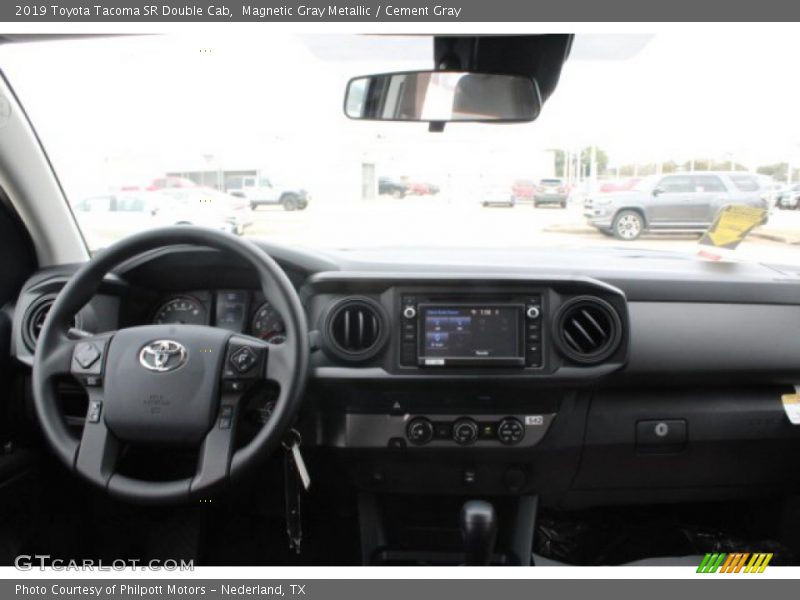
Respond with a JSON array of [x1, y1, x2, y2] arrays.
[[555, 296, 622, 364], [325, 298, 387, 361], [22, 295, 76, 352]]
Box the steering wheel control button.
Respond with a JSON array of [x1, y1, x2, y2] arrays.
[[74, 343, 101, 369], [83, 375, 102, 387], [87, 400, 102, 423], [223, 379, 252, 393], [230, 346, 258, 373], [636, 419, 687, 453], [406, 417, 434, 445], [452, 418, 479, 445], [497, 418, 525, 445]]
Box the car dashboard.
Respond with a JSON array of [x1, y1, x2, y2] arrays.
[[7, 242, 800, 511]]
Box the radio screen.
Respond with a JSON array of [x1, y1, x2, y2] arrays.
[[419, 305, 522, 365]]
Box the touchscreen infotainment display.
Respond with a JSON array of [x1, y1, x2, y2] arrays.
[[419, 305, 523, 366]]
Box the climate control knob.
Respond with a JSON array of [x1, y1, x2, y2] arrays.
[[497, 417, 525, 445], [452, 418, 479, 445], [406, 417, 434, 445]]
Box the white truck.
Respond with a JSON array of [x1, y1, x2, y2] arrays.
[[227, 175, 310, 211]]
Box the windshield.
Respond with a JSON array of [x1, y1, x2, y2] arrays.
[[3, 33, 800, 264]]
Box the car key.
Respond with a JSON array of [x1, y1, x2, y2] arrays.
[[283, 429, 311, 491], [282, 429, 310, 553], [290, 442, 311, 492]]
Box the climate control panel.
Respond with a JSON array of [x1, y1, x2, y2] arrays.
[[341, 412, 555, 449], [407, 416, 526, 446]]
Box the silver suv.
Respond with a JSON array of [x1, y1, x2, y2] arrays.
[[584, 172, 768, 240]]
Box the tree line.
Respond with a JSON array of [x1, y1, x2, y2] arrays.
[[552, 148, 800, 181]]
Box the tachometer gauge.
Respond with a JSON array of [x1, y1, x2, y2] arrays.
[[152, 296, 208, 325], [250, 301, 286, 344]]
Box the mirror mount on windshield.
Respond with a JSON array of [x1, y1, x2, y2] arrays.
[[344, 70, 542, 130]]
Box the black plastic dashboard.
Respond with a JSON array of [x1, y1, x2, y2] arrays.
[[7, 242, 800, 507]]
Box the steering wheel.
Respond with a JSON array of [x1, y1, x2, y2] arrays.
[[31, 227, 309, 505]]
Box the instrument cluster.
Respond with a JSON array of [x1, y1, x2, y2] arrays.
[[151, 290, 286, 344]]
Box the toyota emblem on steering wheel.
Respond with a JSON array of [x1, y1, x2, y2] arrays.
[[138, 340, 188, 373]]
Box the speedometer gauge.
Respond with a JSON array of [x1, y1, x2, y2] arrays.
[[152, 296, 207, 325], [250, 301, 286, 344]]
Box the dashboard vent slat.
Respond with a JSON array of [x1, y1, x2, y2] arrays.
[[569, 318, 597, 348], [326, 298, 387, 361], [556, 297, 622, 364]]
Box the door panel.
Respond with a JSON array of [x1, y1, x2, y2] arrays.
[[648, 175, 695, 223], [688, 175, 727, 223]]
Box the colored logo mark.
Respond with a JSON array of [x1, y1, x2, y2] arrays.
[[697, 552, 773, 573]]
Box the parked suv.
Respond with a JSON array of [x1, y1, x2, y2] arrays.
[[227, 175, 309, 211], [533, 178, 568, 208], [584, 172, 768, 240]]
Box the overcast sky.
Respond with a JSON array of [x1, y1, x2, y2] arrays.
[[2, 31, 799, 193]]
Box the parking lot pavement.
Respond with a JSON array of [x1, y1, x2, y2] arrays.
[[756, 209, 800, 244], [239, 196, 800, 264]]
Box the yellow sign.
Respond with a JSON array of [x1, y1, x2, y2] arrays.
[[699, 205, 768, 250]]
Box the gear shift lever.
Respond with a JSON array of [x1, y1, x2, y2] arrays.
[[460, 500, 497, 566]]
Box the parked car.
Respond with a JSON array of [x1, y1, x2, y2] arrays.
[[378, 177, 407, 198], [72, 189, 252, 237], [145, 176, 199, 191], [777, 183, 800, 209], [533, 178, 568, 208], [512, 179, 537, 202], [584, 172, 768, 240], [481, 184, 515, 207], [146, 186, 253, 234], [406, 181, 440, 195], [227, 175, 309, 211]]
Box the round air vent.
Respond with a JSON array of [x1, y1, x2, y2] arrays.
[[554, 296, 622, 364], [324, 297, 388, 361], [22, 295, 76, 352]]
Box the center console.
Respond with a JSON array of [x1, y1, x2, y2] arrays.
[[303, 275, 628, 499]]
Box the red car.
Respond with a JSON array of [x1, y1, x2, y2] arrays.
[[512, 179, 537, 201], [405, 181, 440, 195]]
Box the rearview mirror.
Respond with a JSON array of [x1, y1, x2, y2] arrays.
[[652, 187, 665, 197], [344, 70, 541, 123]]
